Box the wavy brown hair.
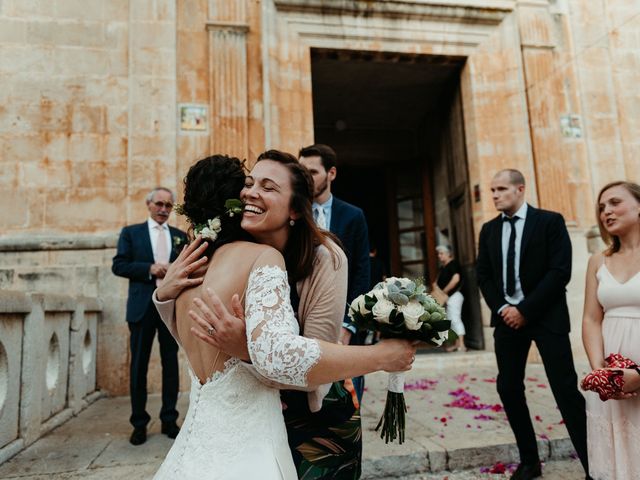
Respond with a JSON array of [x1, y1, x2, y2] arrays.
[[597, 180, 640, 256], [256, 149, 343, 283]]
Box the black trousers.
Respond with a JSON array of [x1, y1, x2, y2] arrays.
[[494, 322, 588, 474], [128, 306, 179, 429]]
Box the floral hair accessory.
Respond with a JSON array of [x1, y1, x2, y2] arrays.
[[194, 217, 222, 241], [225, 198, 243, 217]]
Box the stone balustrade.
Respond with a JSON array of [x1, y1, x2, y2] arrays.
[[0, 290, 102, 464]]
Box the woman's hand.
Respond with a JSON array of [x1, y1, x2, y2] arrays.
[[375, 339, 419, 373], [189, 288, 250, 361], [156, 236, 209, 302]]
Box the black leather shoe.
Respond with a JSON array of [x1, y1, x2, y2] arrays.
[[161, 422, 180, 439], [511, 463, 542, 480], [129, 427, 147, 445]]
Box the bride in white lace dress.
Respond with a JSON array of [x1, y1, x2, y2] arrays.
[[582, 181, 640, 480], [153, 155, 417, 479]]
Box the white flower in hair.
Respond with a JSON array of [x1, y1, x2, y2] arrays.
[[195, 216, 222, 241]]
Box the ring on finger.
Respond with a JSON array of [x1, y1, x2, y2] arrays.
[[207, 326, 215, 337]]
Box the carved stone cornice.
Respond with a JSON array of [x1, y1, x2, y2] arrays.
[[273, 0, 515, 25]]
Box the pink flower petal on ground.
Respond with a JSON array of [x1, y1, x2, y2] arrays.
[[483, 378, 497, 383], [558, 419, 565, 425], [473, 414, 494, 421], [537, 384, 547, 388], [454, 373, 468, 384], [405, 378, 439, 391], [526, 377, 539, 382], [538, 433, 549, 440], [488, 462, 506, 474], [535, 415, 542, 422]]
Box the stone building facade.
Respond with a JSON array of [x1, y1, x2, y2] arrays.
[[1, 0, 639, 402]]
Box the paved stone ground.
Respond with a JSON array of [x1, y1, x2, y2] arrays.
[[0, 352, 590, 479]]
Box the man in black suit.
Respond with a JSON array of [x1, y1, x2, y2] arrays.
[[476, 169, 589, 480], [299, 144, 370, 401], [112, 187, 187, 445]]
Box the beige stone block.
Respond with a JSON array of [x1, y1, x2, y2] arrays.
[[106, 107, 128, 135], [155, 0, 176, 20], [0, 45, 54, 74], [21, 158, 72, 189], [71, 105, 106, 134], [0, 133, 44, 163], [68, 133, 103, 163], [132, 22, 175, 49], [53, 47, 109, 76], [0, 189, 28, 228], [27, 21, 106, 47], [84, 77, 128, 107], [105, 22, 127, 49], [3, 0, 55, 18], [130, 134, 175, 157], [131, 47, 175, 77], [45, 188, 124, 231], [106, 135, 128, 159], [42, 133, 69, 163], [0, 18, 26, 43], [54, 0, 103, 21], [103, 0, 128, 22], [131, 77, 176, 105], [107, 44, 129, 77], [0, 314, 23, 449]]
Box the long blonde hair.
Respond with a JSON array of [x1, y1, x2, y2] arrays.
[[596, 181, 640, 256]]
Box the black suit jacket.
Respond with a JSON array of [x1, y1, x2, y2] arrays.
[[112, 222, 187, 324], [476, 205, 572, 334], [330, 197, 370, 326]]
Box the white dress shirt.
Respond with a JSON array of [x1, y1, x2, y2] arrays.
[[147, 218, 171, 262], [312, 195, 333, 230], [501, 202, 528, 306]]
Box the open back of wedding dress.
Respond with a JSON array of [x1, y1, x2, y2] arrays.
[[154, 246, 320, 480]]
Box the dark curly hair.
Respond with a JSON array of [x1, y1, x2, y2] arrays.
[[181, 154, 250, 257]]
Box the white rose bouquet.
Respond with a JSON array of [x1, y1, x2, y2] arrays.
[[348, 277, 455, 444]]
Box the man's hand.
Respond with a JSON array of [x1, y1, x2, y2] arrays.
[[156, 236, 209, 301], [339, 327, 352, 345], [150, 263, 168, 279], [190, 288, 250, 361], [501, 306, 527, 329]]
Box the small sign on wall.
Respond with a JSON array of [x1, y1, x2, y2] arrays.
[[560, 114, 582, 138], [179, 104, 208, 133]]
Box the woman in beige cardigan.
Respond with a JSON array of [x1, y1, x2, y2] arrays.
[[155, 150, 415, 479]]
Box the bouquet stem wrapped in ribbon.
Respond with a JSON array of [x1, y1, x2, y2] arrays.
[[349, 277, 455, 444]]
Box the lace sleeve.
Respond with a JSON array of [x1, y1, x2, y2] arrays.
[[245, 265, 321, 387]]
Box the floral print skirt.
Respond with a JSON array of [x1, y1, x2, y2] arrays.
[[281, 379, 362, 480]]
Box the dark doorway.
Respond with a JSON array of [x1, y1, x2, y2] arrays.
[[310, 48, 485, 350]]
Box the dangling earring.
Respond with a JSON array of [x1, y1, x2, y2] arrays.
[[289, 219, 295, 226]]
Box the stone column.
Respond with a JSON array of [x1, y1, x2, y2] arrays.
[[207, 1, 250, 160]]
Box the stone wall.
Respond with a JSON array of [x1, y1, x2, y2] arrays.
[[1, 0, 639, 391], [0, 290, 102, 464]]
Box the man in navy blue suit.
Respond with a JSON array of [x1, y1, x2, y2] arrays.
[[299, 144, 370, 401], [112, 187, 187, 446]]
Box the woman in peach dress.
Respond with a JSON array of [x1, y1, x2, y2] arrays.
[[582, 181, 640, 480]]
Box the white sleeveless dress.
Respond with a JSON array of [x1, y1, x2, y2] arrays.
[[586, 263, 640, 480], [154, 265, 321, 480]]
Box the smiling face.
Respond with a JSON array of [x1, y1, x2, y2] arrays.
[[490, 171, 525, 216], [598, 185, 640, 237], [240, 160, 297, 251], [437, 249, 452, 265]]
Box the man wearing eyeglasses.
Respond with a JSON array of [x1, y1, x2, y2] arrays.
[[112, 187, 188, 446]]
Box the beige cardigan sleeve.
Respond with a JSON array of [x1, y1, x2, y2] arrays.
[[297, 240, 349, 411]]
